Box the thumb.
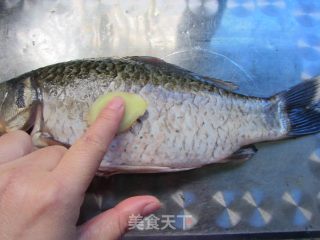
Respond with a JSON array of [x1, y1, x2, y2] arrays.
[[78, 196, 161, 240]]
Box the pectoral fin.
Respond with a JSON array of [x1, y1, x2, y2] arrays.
[[227, 145, 257, 162], [32, 131, 70, 148], [30, 105, 70, 148]]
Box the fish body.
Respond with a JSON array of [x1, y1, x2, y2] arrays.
[[0, 56, 319, 174]]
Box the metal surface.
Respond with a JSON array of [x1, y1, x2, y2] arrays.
[[1, 0, 320, 238]]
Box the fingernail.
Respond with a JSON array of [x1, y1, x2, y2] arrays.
[[108, 97, 124, 110], [142, 201, 161, 216]]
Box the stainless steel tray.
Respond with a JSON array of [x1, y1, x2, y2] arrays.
[[1, 0, 320, 238]]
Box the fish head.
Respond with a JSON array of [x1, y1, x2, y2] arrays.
[[0, 78, 38, 135]]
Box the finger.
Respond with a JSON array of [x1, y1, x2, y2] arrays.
[[78, 196, 161, 240], [55, 97, 124, 193], [24, 145, 67, 171], [0, 130, 33, 164], [4, 145, 67, 171]]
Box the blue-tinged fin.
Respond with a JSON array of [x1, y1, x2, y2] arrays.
[[227, 145, 257, 162], [279, 76, 320, 136]]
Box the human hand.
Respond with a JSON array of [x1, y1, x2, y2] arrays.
[[0, 97, 160, 240]]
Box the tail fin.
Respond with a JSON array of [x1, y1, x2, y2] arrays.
[[280, 76, 320, 137]]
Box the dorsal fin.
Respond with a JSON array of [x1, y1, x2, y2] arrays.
[[127, 56, 166, 64], [202, 76, 239, 91]]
